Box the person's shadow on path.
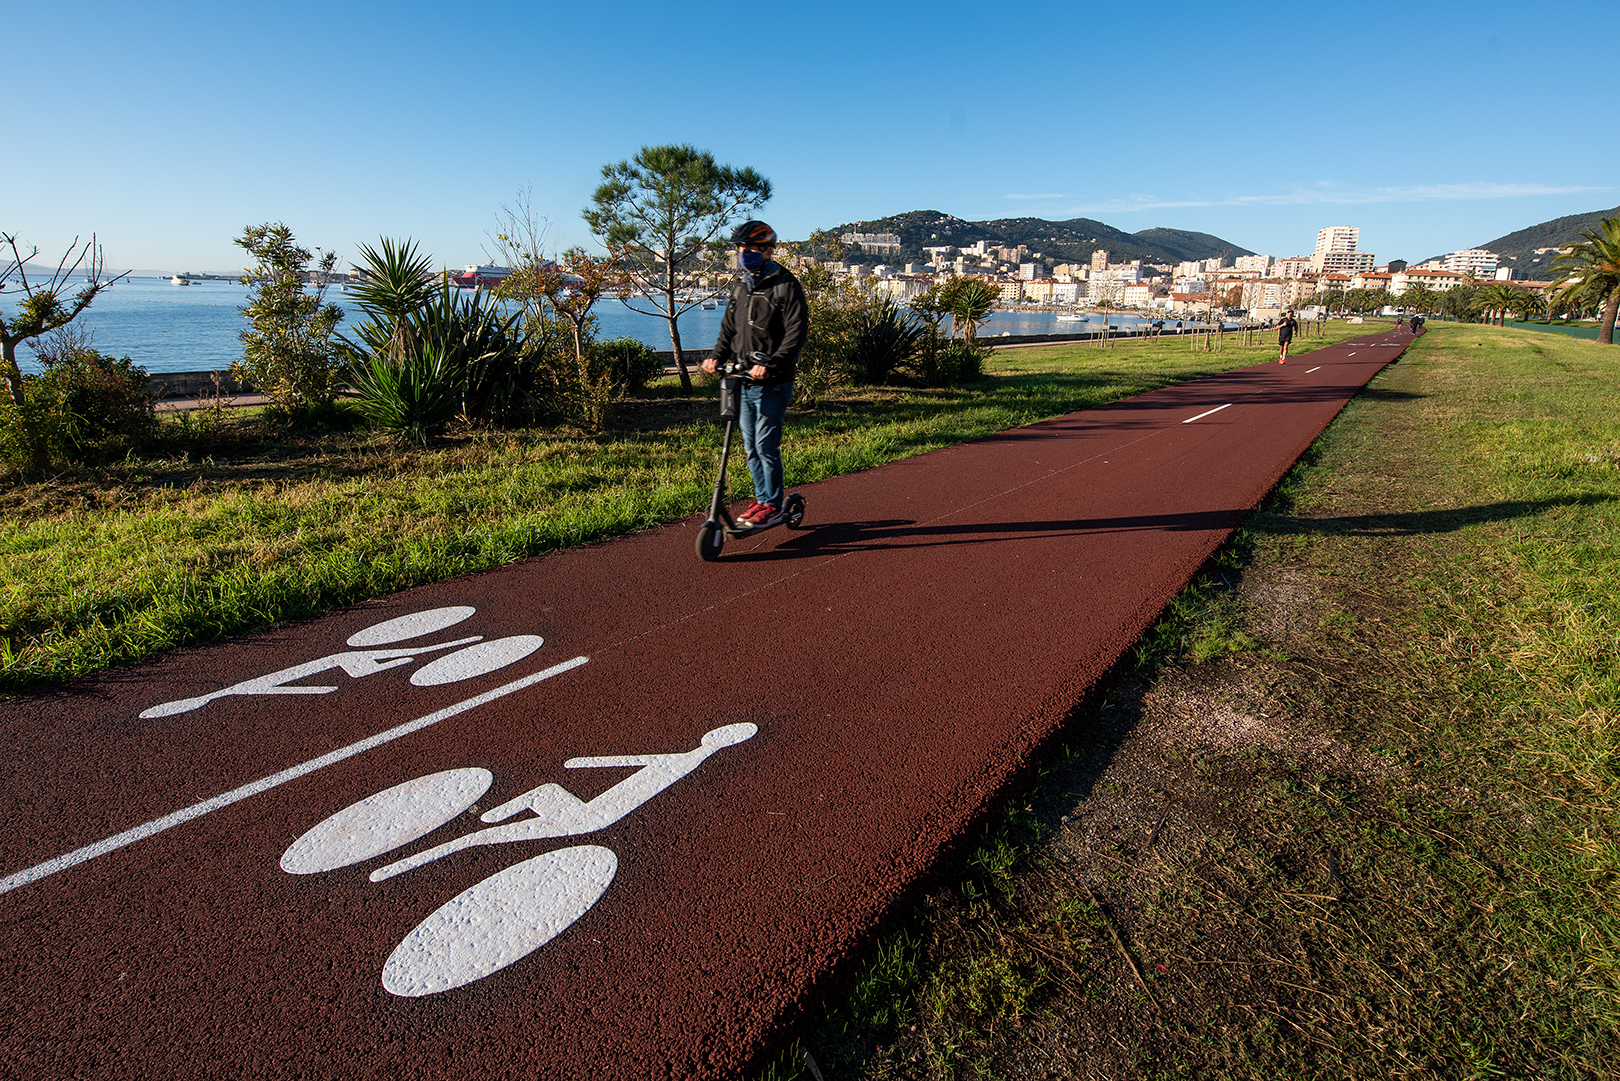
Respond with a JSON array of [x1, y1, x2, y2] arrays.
[[719, 494, 1614, 563]]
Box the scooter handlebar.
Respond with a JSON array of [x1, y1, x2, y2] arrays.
[[719, 351, 771, 380]]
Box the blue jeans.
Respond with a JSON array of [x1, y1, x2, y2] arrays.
[[739, 381, 793, 509]]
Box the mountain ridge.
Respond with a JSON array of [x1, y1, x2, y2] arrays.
[[1419, 204, 1620, 279], [831, 210, 1254, 266]]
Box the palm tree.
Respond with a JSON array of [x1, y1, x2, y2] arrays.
[[1401, 284, 1440, 316], [940, 277, 996, 345], [1554, 217, 1620, 344], [1478, 282, 1523, 327]]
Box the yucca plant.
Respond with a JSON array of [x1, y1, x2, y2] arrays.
[[848, 296, 926, 385], [346, 340, 460, 445]]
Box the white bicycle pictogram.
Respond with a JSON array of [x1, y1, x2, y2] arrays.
[[140, 605, 544, 719], [279, 723, 758, 997]]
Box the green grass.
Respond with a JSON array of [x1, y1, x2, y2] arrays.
[[749, 321, 1620, 1079], [0, 321, 1367, 695]]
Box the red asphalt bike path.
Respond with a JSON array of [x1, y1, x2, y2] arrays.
[[1, 330, 1411, 1078]]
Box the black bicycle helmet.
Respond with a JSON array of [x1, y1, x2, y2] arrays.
[[730, 220, 777, 246]]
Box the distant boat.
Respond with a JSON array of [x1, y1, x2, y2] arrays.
[[1055, 313, 1088, 322], [700, 298, 717, 310], [170, 275, 190, 286], [450, 264, 512, 289]]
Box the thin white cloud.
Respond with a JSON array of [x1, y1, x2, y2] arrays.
[[1026, 182, 1610, 215]]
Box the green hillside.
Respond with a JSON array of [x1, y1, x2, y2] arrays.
[[1484, 205, 1619, 280], [831, 210, 1253, 266], [1419, 204, 1620, 280]]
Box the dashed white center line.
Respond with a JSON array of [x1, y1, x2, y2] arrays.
[[1306, 366, 1322, 373], [1348, 351, 1356, 356], [1183, 403, 1232, 424]]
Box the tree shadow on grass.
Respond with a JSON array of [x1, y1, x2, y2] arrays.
[[1251, 494, 1615, 537]]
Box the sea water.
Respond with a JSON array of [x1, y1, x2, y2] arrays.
[[11, 276, 1204, 375]]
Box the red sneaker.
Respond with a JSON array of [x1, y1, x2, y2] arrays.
[[735, 501, 764, 524]]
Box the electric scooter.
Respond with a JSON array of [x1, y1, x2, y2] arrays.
[[695, 353, 806, 562]]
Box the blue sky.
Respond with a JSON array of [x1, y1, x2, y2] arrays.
[[6, 0, 1615, 273]]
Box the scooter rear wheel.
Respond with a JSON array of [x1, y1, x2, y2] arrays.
[[695, 523, 725, 561], [784, 493, 806, 529]]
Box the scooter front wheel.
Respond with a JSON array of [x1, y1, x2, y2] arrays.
[[784, 493, 806, 529], [695, 523, 725, 561]]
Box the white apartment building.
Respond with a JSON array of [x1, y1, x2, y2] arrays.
[[1090, 249, 1110, 272], [1018, 262, 1044, 281], [1442, 249, 1499, 277], [1122, 283, 1155, 308], [1176, 260, 1202, 278], [1201, 257, 1227, 273], [1315, 226, 1360, 257], [1234, 254, 1274, 273], [1052, 281, 1085, 303], [1389, 267, 1468, 295], [923, 245, 954, 263], [1318, 250, 1376, 273], [1311, 226, 1374, 274], [1092, 264, 1144, 285], [840, 232, 902, 256], [1273, 257, 1315, 279], [875, 276, 934, 302]]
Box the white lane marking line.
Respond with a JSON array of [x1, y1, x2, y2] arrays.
[[0, 656, 589, 897], [1307, 366, 1322, 373], [1348, 351, 1356, 355], [1183, 403, 1232, 424]]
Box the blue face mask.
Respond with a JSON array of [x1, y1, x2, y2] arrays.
[[739, 249, 767, 271]]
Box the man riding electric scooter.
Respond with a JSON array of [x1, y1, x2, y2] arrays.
[[700, 220, 808, 530]]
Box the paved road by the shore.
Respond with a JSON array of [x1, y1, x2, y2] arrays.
[[1, 331, 1411, 1078]]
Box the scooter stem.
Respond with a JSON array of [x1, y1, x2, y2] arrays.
[[709, 420, 738, 521]]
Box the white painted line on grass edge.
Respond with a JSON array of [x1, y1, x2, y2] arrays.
[[0, 656, 590, 897], [1183, 403, 1232, 424]]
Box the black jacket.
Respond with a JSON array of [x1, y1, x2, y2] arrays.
[[711, 261, 808, 385]]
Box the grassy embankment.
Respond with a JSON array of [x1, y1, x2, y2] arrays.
[[0, 322, 1356, 695], [754, 321, 1620, 1079]]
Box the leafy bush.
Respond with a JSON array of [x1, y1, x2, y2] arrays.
[[795, 264, 859, 408], [0, 340, 156, 470], [912, 340, 987, 386], [233, 223, 346, 419], [593, 336, 662, 392]]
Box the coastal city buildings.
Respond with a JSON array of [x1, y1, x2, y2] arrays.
[[795, 219, 1547, 320]]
